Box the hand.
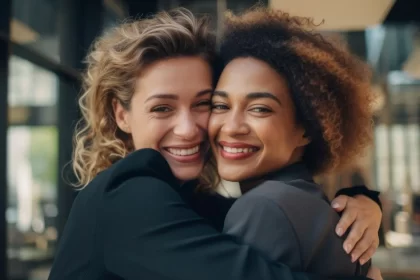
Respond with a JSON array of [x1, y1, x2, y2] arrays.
[[367, 266, 383, 280], [331, 194, 382, 264]]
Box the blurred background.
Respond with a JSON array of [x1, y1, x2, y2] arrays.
[[0, 0, 418, 279]]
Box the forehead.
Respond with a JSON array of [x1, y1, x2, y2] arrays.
[[136, 56, 212, 99], [217, 57, 289, 93]]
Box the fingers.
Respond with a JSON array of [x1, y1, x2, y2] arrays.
[[331, 195, 350, 212], [341, 219, 364, 254], [336, 204, 358, 237], [333, 194, 381, 266], [347, 228, 378, 263], [367, 266, 383, 280], [359, 241, 379, 265]]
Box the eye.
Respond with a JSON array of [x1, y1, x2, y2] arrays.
[[196, 99, 212, 107], [151, 106, 172, 113], [211, 103, 229, 111], [250, 107, 272, 113]]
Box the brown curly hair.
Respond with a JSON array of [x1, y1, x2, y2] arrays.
[[72, 8, 216, 188], [200, 7, 374, 189]]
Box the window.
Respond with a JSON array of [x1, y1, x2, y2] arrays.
[[11, 0, 60, 62], [7, 56, 59, 279]]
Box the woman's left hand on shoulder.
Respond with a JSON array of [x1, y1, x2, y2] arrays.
[[330, 194, 382, 265]]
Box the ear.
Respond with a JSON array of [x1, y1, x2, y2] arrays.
[[112, 98, 132, 134], [296, 127, 311, 147]]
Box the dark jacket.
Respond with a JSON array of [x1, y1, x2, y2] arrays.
[[224, 163, 369, 277], [48, 149, 372, 280]]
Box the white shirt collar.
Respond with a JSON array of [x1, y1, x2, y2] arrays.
[[215, 180, 242, 198]]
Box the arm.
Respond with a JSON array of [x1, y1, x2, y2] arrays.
[[334, 186, 381, 210], [332, 186, 382, 264], [103, 176, 367, 280]]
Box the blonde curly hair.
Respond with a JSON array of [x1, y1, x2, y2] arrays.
[[72, 8, 215, 188]]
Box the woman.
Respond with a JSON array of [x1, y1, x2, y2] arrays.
[[49, 8, 381, 280], [208, 7, 378, 277]]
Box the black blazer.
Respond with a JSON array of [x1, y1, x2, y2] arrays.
[[224, 163, 369, 277], [48, 149, 371, 280]]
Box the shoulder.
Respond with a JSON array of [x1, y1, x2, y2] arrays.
[[233, 181, 345, 270], [245, 180, 331, 214], [229, 193, 283, 217], [225, 191, 295, 237], [86, 148, 180, 204], [238, 180, 340, 238], [99, 151, 187, 223], [101, 148, 178, 191], [224, 188, 303, 267], [108, 148, 178, 188], [226, 191, 291, 232]]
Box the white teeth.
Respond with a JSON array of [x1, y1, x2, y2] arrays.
[[168, 145, 200, 156], [222, 146, 256, 154]]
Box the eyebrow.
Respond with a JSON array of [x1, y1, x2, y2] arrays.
[[145, 89, 213, 103], [213, 90, 282, 105]]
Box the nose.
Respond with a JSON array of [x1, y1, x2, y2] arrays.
[[220, 110, 250, 136], [173, 111, 200, 140]]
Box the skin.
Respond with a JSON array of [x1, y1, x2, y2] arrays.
[[113, 55, 381, 269], [114, 56, 213, 181], [209, 57, 381, 264], [210, 57, 309, 182]]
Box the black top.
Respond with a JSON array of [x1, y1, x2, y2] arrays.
[[224, 163, 369, 277], [48, 149, 372, 280]]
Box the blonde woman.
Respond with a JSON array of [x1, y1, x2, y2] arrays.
[[49, 8, 382, 280]]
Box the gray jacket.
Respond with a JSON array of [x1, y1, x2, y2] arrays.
[[223, 163, 361, 277]]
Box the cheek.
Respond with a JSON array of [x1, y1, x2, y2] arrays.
[[208, 114, 223, 140], [130, 116, 170, 150], [262, 121, 300, 155], [256, 119, 292, 150], [195, 111, 210, 130], [252, 120, 274, 143]]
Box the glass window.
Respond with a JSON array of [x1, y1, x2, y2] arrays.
[[8, 56, 57, 107], [368, 26, 420, 275], [7, 56, 58, 280], [11, 0, 59, 62]]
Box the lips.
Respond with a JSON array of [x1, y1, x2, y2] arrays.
[[218, 141, 259, 160], [221, 146, 258, 154], [167, 145, 200, 156], [163, 143, 203, 164]]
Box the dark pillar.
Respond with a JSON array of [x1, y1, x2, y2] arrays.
[[127, 1, 158, 17], [346, 31, 368, 61], [57, 0, 103, 238], [0, 0, 11, 278], [384, 0, 420, 24]]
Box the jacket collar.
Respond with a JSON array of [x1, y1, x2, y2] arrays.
[[239, 162, 314, 193]]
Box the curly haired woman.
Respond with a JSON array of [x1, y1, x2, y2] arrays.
[[49, 7, 382, 280], [209, 7, 380, 278]]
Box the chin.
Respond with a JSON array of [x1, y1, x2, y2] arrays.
[[218, 167, 249, 182]]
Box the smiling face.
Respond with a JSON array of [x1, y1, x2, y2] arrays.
[[209, 57, 310, 182], [113, 56, 213, 181]]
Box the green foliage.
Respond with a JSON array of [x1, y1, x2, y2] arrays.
[[28, 127, 58, 187]]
